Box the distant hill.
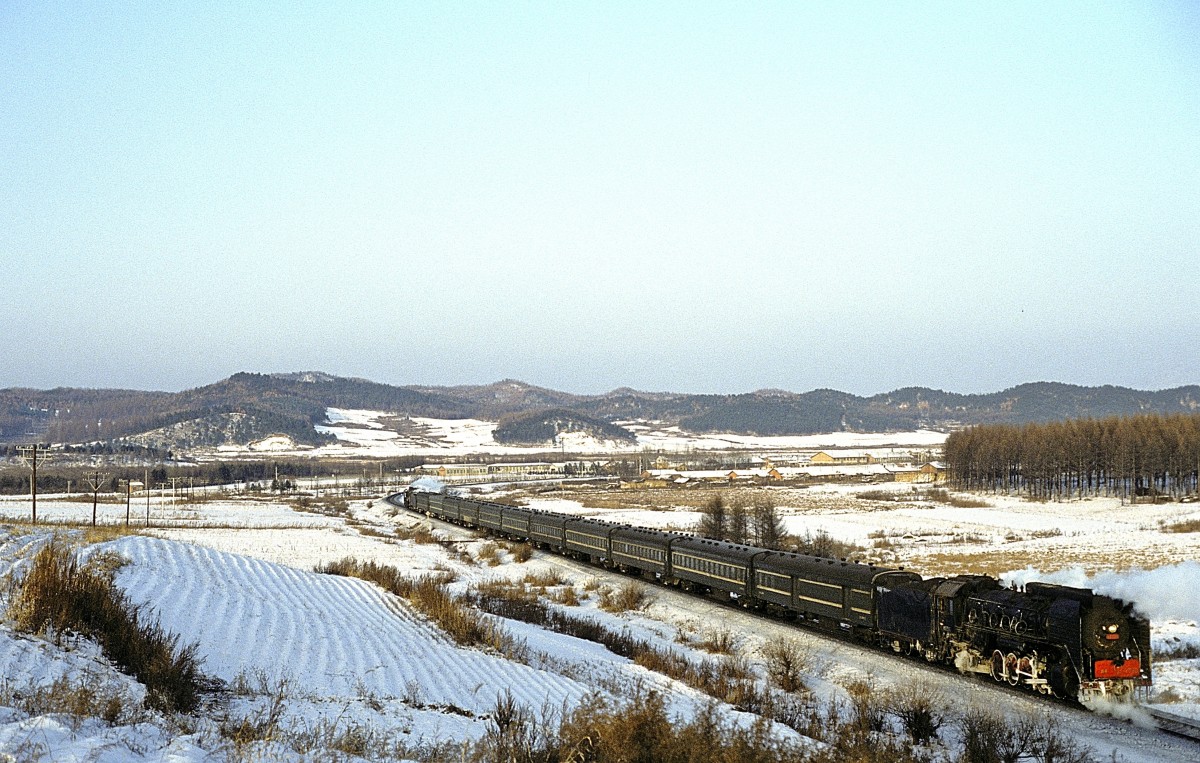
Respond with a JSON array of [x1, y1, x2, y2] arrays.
[[493, 409, 639, 446], [2, 373, 1198, 451]]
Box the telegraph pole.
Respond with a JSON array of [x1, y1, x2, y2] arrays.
[[84, 471, 108, 527], [16, 443, 51, 524]]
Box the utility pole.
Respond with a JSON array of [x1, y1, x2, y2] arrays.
[[16, 444, 51, 524], [123, 479, 132, 525], [84, 471, 108, 527]]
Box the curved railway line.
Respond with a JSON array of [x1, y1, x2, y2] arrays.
[[384, 491, 1199, 747]]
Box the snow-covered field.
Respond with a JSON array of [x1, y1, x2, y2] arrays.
[[1, 484, 1198, 761], [271, 407, 947, 459]]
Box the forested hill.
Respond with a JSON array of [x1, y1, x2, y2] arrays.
[[1, 373, 1198, 447], [493, 409, 639, 446]]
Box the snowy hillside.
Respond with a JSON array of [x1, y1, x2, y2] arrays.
[[303, 408, 947, 459], [2, 487, 1199, 761]]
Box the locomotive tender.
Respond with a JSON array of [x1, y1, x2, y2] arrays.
[[403, 488, 1151, 699]]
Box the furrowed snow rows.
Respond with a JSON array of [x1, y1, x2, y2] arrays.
[[104, 536, 589, 716]]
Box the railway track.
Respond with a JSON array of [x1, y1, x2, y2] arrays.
[[384, 493, 1199, 747], [1147, 707, 1200, 743], [382, 494, 1063, 698]]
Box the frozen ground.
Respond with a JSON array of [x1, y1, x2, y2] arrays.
[[514, 482, 1200, 716], [257, 407, 947, 459], [0, 484, 1198, 761]]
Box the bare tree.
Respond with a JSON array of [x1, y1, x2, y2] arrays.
[[727, 495, 749, 544], [752, 495, 785, 549], [697, 493, 727, 540]]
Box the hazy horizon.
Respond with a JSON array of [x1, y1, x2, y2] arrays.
[[4, 4, 1198, 396], [4, 368, 1199, 400]]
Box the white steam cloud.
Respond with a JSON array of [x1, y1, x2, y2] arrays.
[[409, 477, 447, 494], [1001, 561, 1200, 624]]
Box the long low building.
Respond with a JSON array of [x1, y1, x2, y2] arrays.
[[417, 462, 570, 480], [637, 462, 917, 485]]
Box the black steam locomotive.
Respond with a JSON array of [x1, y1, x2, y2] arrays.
[[402, 488, 1151, 700]]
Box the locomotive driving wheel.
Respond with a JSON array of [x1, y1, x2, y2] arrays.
[[990, 650, 1006, 682], [1005, 653, 1021, 686]]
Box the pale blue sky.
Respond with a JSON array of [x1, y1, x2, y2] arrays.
[[2, 2, 1198, 395]]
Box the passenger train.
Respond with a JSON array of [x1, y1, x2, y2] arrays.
[[402, 488, 1151, 700]]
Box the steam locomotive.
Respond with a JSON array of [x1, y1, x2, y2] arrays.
[[402, 488, 1151, 699]]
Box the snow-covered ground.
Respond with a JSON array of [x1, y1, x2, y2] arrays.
[[1, 484, 1198, 761], [515, 483, 1200, 716], [273, 407, 947, 459]]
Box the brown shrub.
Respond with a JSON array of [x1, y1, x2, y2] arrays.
[[1163, 518, 1200, 533], [392, 524, 439, 544], [523, 570, 567, 589], [3, 674, 134, 728], [7, 538, 203, 713], [762, 638, 808, 694], [695, 627, 740, 655], [885, 681, 946, 745], [957, 707, 1097, 763], [508, 542, 533, 563], [598, 581, 652, 613], [550, 586, 580, 607], [1156, 641, 1200, 661], [476, 542, 503, 566], [926, 488, 990, 508], [471, 687, 801, 763], [317, 557, 500, 650]]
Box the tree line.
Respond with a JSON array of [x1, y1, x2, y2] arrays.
[[0, 457, 426, 496], [944, 413, 1200, 501], [697, 493, 786, 548]]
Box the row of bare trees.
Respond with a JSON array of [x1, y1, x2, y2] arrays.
[[697, 493, 785, 548], [944, 413, 1200, 501]]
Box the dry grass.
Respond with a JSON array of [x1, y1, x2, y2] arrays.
[[0, 673, 138, 728], [924, 488, 991, 509], [476, 541, 503, 566], [290, 496, 350, 516], [762, 638, 809, 694], [316, 557, 507, 651], [523, 569, 567, 586], [1156, 642, 1200, 661], [7, 537, 204, 712], [788, 529, 864, 559], [0, 518, 145, 538], [472, 686, 803, 763], [956, 707, 1096, 763], [857, 490, 901, 502], [81, 524, 142, 543], [394, 524, 440, 544], [507, 541, 533, 562], [694, 627, 740, 655], [911, 546, 1181, 577], [598, 580, 652, 613], [884, 681, 947, 746], [220, 678, 289, 752], [1162, 518, 1200, 533], [350, 524, 394, 540], [550, 586, 580, 606]]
